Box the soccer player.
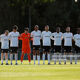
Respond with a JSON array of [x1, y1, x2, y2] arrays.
[[63, 27, 73, 64], [73, 28, 80, 64], [51, 27, 63, 64], [31, 25, 41, 65], [0, 30, 9, 65], [9, 25, 19, 65], [18, 28, 31, 64], [42, 25, 52, 65]]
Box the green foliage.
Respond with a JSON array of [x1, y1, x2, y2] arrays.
[[0, 0, 80, 33]]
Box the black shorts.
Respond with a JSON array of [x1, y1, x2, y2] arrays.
[[43, 46, 51, 52], [64, 46, 72, 53], [1, 49, 9, 53], [54, 46, 61, 53], [33, 45, 40, 50], [10, 47, 18, 53], [75, 46, 80, 53]]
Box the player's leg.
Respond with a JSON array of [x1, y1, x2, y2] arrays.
[[69, 47, 73, 64], [15, 53, 18, 65], [33, 47, 36, 64], [27, 53, 31, 64], [10, 48, 13, 65], [47, 52, 50, 65], [37, 48, 40, 65], [43, 47, 46, 64], [64, 47, 67, 64], [58, 46, 62, 64], [14, 47, 18, 65], [53, 46, 57, 64], [1, 52, 4, 65], [5, 52, 8, 65], [69, 52, 73, 64], [47, 47, 51, 65], [21, 52, 25, 64]]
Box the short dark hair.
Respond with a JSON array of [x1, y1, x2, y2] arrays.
[[13, 25, 18, 30], [24, 27, 29, 31]]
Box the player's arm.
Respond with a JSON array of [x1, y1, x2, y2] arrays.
[[50, 33, 54, 40], [18, 34, 23, 40]]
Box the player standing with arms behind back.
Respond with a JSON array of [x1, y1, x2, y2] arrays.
[[18, 28, 31, 64], [73, 28, 80, 64], [9, 25, 19, 65], [42, 25, 52, 65], [0, 30, 10, 65], [63, 27, 73, 64], [51, 27, 63, 64], [31, 25, 41, 65]]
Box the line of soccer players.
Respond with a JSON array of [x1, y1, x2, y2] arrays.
[[0, 25, 80, 65]]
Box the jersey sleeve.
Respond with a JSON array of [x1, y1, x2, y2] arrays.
[[18, 33, 23, 40], [31, 31, 34, 37]]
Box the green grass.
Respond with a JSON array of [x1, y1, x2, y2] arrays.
[[0, 60, 80, 80]]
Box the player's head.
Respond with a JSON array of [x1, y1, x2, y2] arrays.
[[13, 25, 18, 32], [45, 25, 49, 31], [56, 27, 60, 33], [5, 30, 9, 36], [77, 28, 80, 34], [66, 27, 70, 32], [24, 27, 29, 34], [34, 25, 39, 31]]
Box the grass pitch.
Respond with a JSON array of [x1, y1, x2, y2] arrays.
[[0, 60, 80, 80]]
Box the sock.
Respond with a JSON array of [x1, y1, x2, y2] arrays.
[[21, 54, 24, 63], [75, 55, 77, 64], [48, 54, 50, 63], [33, 55, 36, 64], [37, 55, 40, 64], [59, 53, 61, 63], [64, 55, 66, 63], [70, 55, 72, 63], [1, 60, 3, 64], [54, 53, 56, 64], [15, 54, 18, 63], [43, 54, 45, 64], [10, 54, 13, 63], [28, 55, 31, 63], [6, 59, 8, 64]]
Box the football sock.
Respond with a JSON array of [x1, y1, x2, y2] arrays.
[[37, 55, 40, 64], [54, 53, 56, 64], [43, 54, 45, 64], [33, 55, 36, 64], [48, 54, 50, 63], [70, 55, 72, 63], [10, 54, 13, 64], [15, 54, 18, 63], [64, 55, 66, 63], [75, 54, 77, 64], [21, 53, 24, 62], [1, 60, 3, 64], [6, 59, 8, 64], [28, 55, 31, 63], [59, 53, 61, 63]]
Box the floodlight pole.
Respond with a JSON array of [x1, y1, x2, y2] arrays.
[[29, 6, 31, 32]]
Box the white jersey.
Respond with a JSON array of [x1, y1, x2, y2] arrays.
[[73, 34, 80, 47], [0, 34, 10, 49], [9, 31, 19, 47], [31, 30, 41, 45], [42, 31, 52, 46], [51, 32, 63, 46], [63, 32, 73, 46]]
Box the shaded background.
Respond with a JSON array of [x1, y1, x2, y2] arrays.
[[0, 0, 80, 34]]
